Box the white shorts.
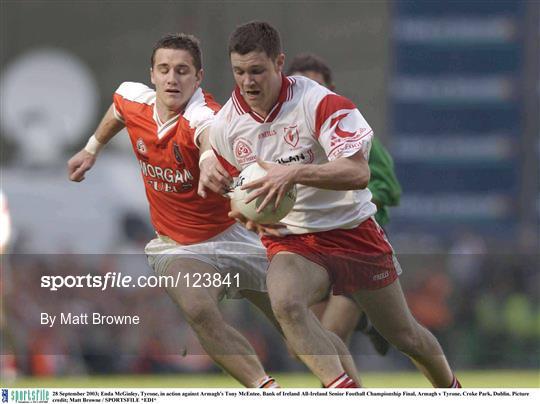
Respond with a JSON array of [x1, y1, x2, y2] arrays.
[[145, 223, 268, 299]]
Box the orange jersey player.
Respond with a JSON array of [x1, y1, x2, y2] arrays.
[[67, 33, 279, 388], [111, 81, 232, 244]]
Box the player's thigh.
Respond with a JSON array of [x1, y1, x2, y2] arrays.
[[267, 252, 331, 307], [351, 279, 416, 340], [321, 295, 360, 339], [161, 257, 225, 315]]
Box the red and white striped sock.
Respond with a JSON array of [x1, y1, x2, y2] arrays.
[[447, 375, 462, 388], [325, 372, 358, 388], [256, 375, 280, 388]]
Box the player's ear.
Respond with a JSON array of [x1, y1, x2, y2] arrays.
[[275, 53, 285, 72], [195, 69, 204, 87], [150, 67, 156, 86]]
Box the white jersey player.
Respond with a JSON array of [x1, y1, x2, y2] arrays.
[[211, 75, 377, 235], [202, 21, 461, 389]]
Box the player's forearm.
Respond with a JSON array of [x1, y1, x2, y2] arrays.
[[93, 104, 125, 144], [293, 153, 370, 190], [198, 128, 212, 153]]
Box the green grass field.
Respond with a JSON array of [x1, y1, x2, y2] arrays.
[[4, 370, 539, 388]]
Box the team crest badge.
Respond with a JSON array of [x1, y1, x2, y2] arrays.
[[136, 138, 147, 155], [234, 138, 257, 165], [283, 125, 299, 148], [173, 142, 184, 165], [235, 139, 253, 158]]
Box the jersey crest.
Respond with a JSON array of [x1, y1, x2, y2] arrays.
[[136, 138, 148, 155], [283, 125, 299, 148], [173, 142, 184, 165], [234, 138, 256, 166]]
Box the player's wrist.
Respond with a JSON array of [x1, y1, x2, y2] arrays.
[[84, 134, 106, 156], [290, 164, 305, 184]]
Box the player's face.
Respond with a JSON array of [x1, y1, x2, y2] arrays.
[[150, 48, 202, 115], [230, 51, 285, 114]]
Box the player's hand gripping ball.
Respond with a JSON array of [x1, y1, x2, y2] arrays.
[[231, 163, 297, 224]]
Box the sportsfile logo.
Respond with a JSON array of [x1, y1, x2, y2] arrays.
[[8, 389, 49, 403]]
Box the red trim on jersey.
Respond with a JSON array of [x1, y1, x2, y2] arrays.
[[264, 76, 293, 122], [231, 93, 241, 114], [233, 87, 249, 114], [314, 94, 358, 139], [326, 129, 373, 157], [261, 218, 398, 294], [250, 110, 266, 123], [232, 75, 293, 123], [286, 77, 295, 101], [213, 147, 241, 177]]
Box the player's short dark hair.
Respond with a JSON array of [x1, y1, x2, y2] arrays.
[[286, 53, 334, 89], [228, 21, 282, 60], [151, 33, 202, 71]]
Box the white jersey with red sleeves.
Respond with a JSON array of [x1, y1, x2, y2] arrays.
[[210, 75, 377, 234], [113, 82, 234, 244]]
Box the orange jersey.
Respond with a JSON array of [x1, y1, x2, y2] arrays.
[[113, 82, 234, 244]]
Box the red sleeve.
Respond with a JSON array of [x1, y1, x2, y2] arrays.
[[315, 94, 358, 138], [314, 94, 373, 161]]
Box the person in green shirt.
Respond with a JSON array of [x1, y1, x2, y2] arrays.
[[370, 137, 402, 226], [287, 53, 401, 356]]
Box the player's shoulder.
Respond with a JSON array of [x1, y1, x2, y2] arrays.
[[288, 75, 331, 97], [287, 76, 337, 109], [183, 87, 220, 123], [214, 96, 238, 124], [115, 82, 155, 105]]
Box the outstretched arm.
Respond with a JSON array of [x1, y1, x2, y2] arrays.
[[67, 104, 125, 182]]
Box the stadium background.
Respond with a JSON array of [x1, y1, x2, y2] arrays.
[[1, 0, 538, 387]]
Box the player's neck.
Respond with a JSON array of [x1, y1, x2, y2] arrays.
[[251, 84, 281, 119], [155, 102, 182, 123], [251, 105, 271, 119]]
